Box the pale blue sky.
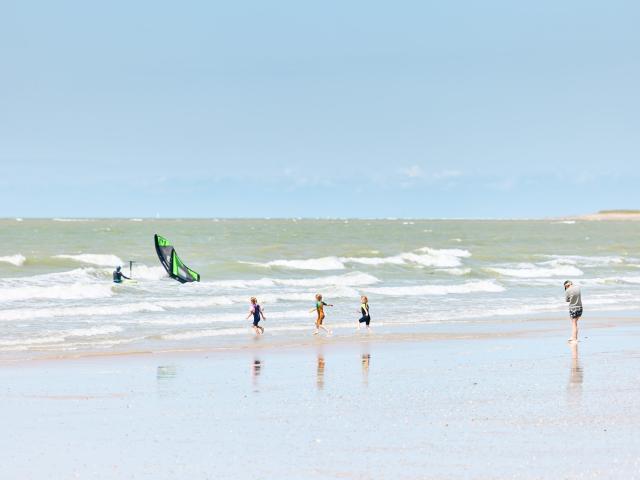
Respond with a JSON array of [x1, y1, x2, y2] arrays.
[[1, 0, 638, 217]]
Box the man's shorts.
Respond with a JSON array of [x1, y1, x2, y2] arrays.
[[569, 307, 583, 319]]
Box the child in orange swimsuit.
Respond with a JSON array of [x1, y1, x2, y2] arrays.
[[310, 293, 333, 335]]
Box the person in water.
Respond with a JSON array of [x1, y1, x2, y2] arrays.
[[246, 297, 266, 335], [564, 280, 582, 343], [112, 266, 130, 284], [311, 293, 333, 335], [357, 296, 371, 330]]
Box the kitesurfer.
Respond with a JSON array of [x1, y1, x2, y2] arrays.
[[112, 266, 131, 284]]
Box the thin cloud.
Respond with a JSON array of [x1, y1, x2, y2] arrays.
[[400, 165, 424, 178], [399, 166, 464, 183]]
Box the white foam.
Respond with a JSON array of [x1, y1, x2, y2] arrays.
[[618, 276, 640, 284], [369, 280, 505, 296], [64, 325, 123, 337], [0, 267, 104, 285], [155, 296, 236, 310], [344, 247, 471, 269], [15, 218, 23, 222], [161, 323, 316, 341], [257, 286, 362, 304], [203, 272, 380, 290], [278, 272, 379, 287], [0, 254, 26, 266], [342, 255, 405, 266], [0, 326, 122, 350], [0, 336, 66, 347], [546, 255, 624, 267], [203, 278, 277, 289], [436, 268, 471, 276], [55, 254, 124, 267], [161, 328, 249, 340], [129, 265, 167, 280], [257, 257, 346, 271], [140, 309, 312, 326], [0, 283, 113, 303], [246, 247, 471, 271], [0, 302, 164, 322], [488, 263, 583, 278]]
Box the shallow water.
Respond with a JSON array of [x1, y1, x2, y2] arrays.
[[1, 218, 640, 357], [3, 327, 640, 479]]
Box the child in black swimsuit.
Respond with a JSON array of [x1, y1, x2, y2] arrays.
[[357, 296, 371, 330]]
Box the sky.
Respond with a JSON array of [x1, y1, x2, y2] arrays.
[[1, 0, 638, 218]]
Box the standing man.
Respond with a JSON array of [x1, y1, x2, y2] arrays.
[[564, 280, 582, 343]]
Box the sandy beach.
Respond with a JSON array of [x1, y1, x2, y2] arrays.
[[3, 313, 639, 479], [574, 212, 640, 221]]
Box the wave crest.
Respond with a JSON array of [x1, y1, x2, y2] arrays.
[[369, 280, 504, 296], [489, 263, 583, 278], [55, 254, 124, 267], [246, 246, 472, 271], [0, 254, 26, 267]]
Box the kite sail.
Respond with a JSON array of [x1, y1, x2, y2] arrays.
[[154, 234, 201, 283]]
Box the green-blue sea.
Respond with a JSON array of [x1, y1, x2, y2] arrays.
[[2, 218, 639, 359]]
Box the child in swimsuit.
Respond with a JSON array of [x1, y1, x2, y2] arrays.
[[246, 297, 266, 335], [310, 293, 333, 335], [357, 296, 371, 330]]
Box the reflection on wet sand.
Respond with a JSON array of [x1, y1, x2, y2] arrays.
[[156, 365, 178, 397], [316, 355, 325, 390], [567, 342, 583, 405], [361, 354, 371, 386], [252, 359, 262, 392]]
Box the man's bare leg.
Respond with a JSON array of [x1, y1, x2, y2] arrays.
[[569, 317, 579, 342]]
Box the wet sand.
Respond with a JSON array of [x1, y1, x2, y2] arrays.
[[2, 315, 640, 479]]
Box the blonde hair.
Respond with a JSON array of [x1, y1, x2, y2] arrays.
[[361, 296, 368, 303], [250, 297, 257, 304], [315, 293, 322, 300]]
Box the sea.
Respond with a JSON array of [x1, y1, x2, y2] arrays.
[[1, 218, 639, 359]]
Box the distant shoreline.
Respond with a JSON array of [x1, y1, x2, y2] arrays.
[[572, 210, 640, 221], [2, 212, 640, 221]]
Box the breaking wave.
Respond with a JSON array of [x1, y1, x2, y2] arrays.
[[202, 272, 380, 289], [488, 263, 583, 278], [0, 283, 114, 303], [0, 254, 26, 267], [54, 254, 124, 267], [369, 280, 505, 296], [247, 247, 472, 271]]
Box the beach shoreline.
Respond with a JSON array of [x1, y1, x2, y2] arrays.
[[2, 313, 640, 479], [0, 309, 630, 367]]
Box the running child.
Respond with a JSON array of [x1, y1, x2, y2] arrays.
[[357, 296, 371, 330], [246, 297, 266, 335], [310, 293, 333, 335]]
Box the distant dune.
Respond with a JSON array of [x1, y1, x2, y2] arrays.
[[574, 210, 640, 221]]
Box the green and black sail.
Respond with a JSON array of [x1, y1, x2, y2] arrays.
[[154, 234, 201, 283]]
